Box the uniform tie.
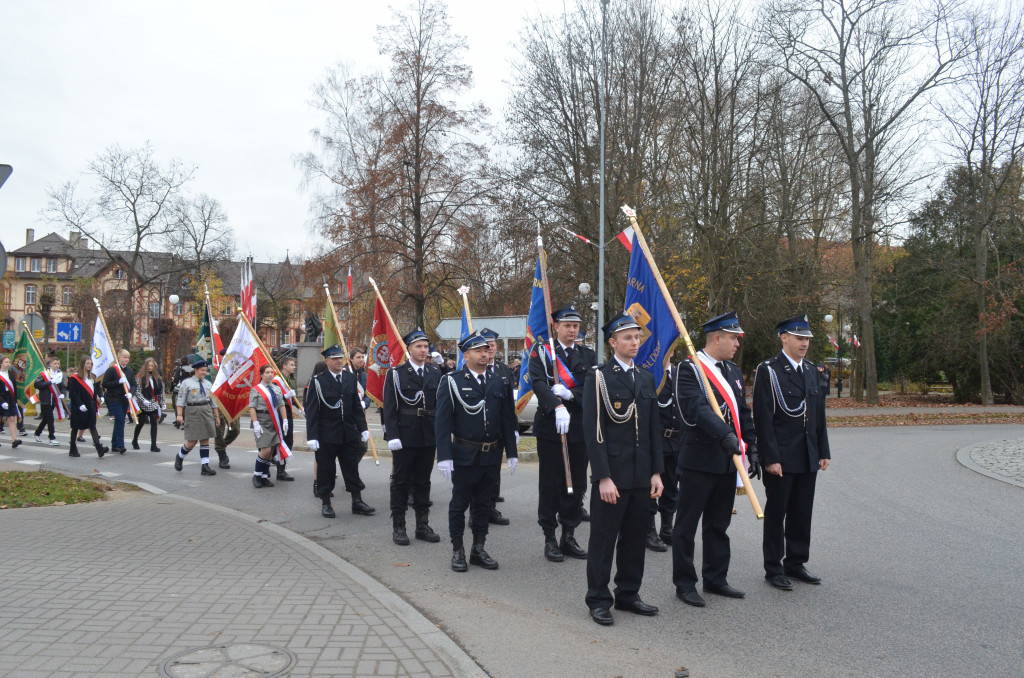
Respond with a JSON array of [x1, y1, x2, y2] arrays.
[[198, 380, 205, 396], [716, 361, 725, 373], [478, 373, 486, 387], [336, 373, 343, 385]]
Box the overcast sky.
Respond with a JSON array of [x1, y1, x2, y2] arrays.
[[0, 0, 541, 263]]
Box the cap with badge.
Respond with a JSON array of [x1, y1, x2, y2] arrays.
[[191, 358, 209, 369], [552, 305, 582, 323], [459, 330, 489, 352], [479, 328, 499, 342], [701, 310, 744, 335], [776, 314, 813, 337], [602, 312, 641, 342], [321, 344, 345, 358], [403, 328, 429, 346]]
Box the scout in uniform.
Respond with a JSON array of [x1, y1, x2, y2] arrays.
[[582, 313, 664, 626], [528, 305, 595, 562], [250, 364, 287, 488], [480, 327, 514, 526], [271, 355, 298, 481], [435, 331, 519, 572], [672, 311, 760, 607], [382, 328, 442, 545], [752, 315, 831, 590], [306, 344, 372, 519], [174, 359, 220, 476]]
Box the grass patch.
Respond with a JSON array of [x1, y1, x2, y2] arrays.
[[0, 470, 114, 509]]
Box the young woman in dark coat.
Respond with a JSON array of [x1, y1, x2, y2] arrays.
[[67, 356, 109, 458]]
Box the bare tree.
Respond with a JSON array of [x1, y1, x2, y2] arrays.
[[167, 193, 234, 286], [761, 0, 968, 402]]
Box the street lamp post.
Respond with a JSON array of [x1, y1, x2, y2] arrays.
[[597, 0, 609, 362]]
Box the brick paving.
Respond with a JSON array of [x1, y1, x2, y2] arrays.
[[0, 493, 484, 677]]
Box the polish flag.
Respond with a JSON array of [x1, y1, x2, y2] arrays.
[[616, 225, 635, 252], [347, 266, 353, 301], [829, 335, 839, 350]]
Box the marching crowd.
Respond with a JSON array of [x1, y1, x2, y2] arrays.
[[1, 304, 830, 625]]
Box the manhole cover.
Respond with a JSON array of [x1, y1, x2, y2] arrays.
[[160, 643, 295, 678]]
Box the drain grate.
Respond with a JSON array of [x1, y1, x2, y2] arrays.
[[160, 643, 295, 678]]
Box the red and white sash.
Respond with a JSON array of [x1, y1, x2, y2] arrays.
[[0, 372, 16, 409], [70, 374, 95, 410], [40, 371, 67, 421], [254, 383, 291, 459], [272, 375, 293, 405], [696, 352, 747, 487], [113, 364, 141, 417]]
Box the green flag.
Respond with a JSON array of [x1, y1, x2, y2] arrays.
[[12, 330, 44, 407], [323, 300, 341, 350]]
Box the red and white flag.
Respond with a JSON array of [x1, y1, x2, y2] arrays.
[[853, 335, 861, 348], [829, 335, 839, 350], [365, 296, 405, 407], [347, 266, 353, 301], [240, 256, 256, 323], [212, 317, 270, 422], [616, 225, 635, 252]]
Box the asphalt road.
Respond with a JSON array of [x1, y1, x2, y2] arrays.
[[5, 419, 1023, 678]]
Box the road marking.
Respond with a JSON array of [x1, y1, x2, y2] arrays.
[[0, 454, 13, 460], [155, 460, 197, 467], [16, 459, 43, 465]]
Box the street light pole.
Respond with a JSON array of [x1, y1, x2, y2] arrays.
[[597, 0, 609, 362]]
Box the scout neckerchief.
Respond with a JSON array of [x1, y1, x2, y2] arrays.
[[695, 351, 748, 489], [539, 344, 579, 388], [41, 369, 67, 421], [254, 382, 291, 460]]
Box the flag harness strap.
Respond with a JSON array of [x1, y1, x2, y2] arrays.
[[762, 363, 807, 418], [392, 369, 424, 406], [443, 374, 486, 427], [312, 377, 345, 414], [594, 369, 637, 444]]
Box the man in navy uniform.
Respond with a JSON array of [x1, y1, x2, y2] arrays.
[[752, 314, 831, 590], [382, 328, 442, 546], [648, 362, 683, 552], [582, 313, 664, 626], [529, 305, 594, 562], [435, 331, 519, 572], [672, 311, 760, 607], [306, 344, 373, 519], [481, 327, 514, 526]]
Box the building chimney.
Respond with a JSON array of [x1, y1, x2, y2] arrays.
[[69, 231, 82, 248], [26, 228, 34, 245]]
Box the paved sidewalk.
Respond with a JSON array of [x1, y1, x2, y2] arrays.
[[0, 485, 485, 678], [957, 437, 1024, 489]]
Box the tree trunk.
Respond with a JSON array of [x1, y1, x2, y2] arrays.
[[976, 225, 993, 404]]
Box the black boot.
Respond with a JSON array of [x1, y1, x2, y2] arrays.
[[276, 462, 294, 481], [451, 537, 468, 572], [470, 536, 499, 569], [201, 463, 217, 476], [560, 527, 588, 559], [488, 507, 510, 526], [321, 501, 336, 518], [131, 439, 140, 450], [544, 532, 564, 563], [392, 513, 410, 546], [415, 511, 441, 543], [217, 451, 230, 469], [659, 510, 674, 545], [351, 491, 376, 515], [69, 445, 81, 458], [645, 514, 667, 552]]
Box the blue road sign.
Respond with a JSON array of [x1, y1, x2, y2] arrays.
[[56, 322, 83, 343], [2, 330, 14, 349]]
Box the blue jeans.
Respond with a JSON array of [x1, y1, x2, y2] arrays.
[[108, 400, 127, 449]]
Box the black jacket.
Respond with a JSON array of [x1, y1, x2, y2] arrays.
[[676, 355, 756, 474], [34, 371, 66, 406], [529, 341, 596, 442], [435, 366, 518, 466], [305, 369, 368, 446], [102, 364, 136, 404], [657, 364, 684, 453], [582, 359, 664, 490], [381, 360, 441, 447], [68, 375, 101, 429], [752, 352, 831, 473]]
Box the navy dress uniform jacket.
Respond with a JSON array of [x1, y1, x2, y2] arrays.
[[676, 358, 756, 474], [752, 352, 830, 472], [435, 366, 518, 466], [529, 342, 596, 443], [305, 369, 368, 446], [582, 360, 664, 489], [658, 365, 683, 453], [382, 361, 441, 447]]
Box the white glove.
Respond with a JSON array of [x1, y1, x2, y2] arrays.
[[1, 402, 7, 410], [514, 430, 520, 445], [100, 397, 105, 405], [438, 459, 454, 480], [79, 404, 87, 412], [282, 420, 289, 435], [361, 430, 370, 443], [388, 439, 403, 451], [552, 383, 574, 401], [287, 389, 296, 398], [361, 399, 369, 409], [253, 421, 263, 437], [554, 406, 570, 435], [507, 457, 518, 475], [307, 439, 319, 452]]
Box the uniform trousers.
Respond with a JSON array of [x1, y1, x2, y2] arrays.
[[671, 468, 736, 591], [762, 470, 817, 576], [585, 486, 649, 610], [108, 400, 127, 449], [132, 410, 159, 448], [214, 417, 240, 454], [34, 403, 56, 439], [390, 445, 435, 513], [651, 444, 680, 516], [536, 437, 587, 533], [448, 463, 499, 539], [315, 441, 365, 498]]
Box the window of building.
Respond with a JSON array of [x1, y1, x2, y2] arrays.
[[174, 302, 184, 316], [149, 302, 161, 318], [46, 259, 57, 273], [15, 258, 24, 272], [62, 286, 72, 305], [43, 285, 56, 303], [25, 285, 36, 305], [113, 269, 126, 280], [30, 258, 41, 272]]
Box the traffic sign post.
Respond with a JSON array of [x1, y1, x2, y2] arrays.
[[56, 322, 83, 372]]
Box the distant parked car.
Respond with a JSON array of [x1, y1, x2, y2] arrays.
[[514, 388, 537, 434]]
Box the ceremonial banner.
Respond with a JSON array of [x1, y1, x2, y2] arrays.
[[322, 299, 342, 351], [211, 317, 270, 421], [240, 256, 256, 323], [517, 256, 549, 415], [196, 300, 216, 369], [456, 305, 471, 369], [365, 295, 405, 407], [624, 231, 680, 393], [12, 330, 44, 406]]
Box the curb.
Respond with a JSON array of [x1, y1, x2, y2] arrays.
[[955, 440, 1024, 490]]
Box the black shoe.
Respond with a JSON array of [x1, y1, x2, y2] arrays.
[[77, 435, 85, 442], [645, 528, 667, 552], [496, 495, 505, 503], [704, 583, 745, 599], [253, 475, 264, 489], [276, 469, 294, 481], [414, 515, 441, 543], [766, 574, 794, 591], [150, 446, 161, 452], [488, 508, 510, 526], [159, 413, 167, 423], [97, 445, 109, 457], [393, 520, 411, 546], [560, 530, 588, 559], [69, 450, 81, 458], [590, 607, 614, 626], [451, 549, 468, 572], [201, 464, 216, 476], [11, 439, 22, 449], [174, 455, 183, 471], [677, 590, 706, 607], [114, 447, 126, 455], [218, 455, 230, 469], [544, 536, 564, 563], [469, 543, 499, 569], [351, 497, 376, 515], [131, 441, 140, 450], [321, 503, 336, 518], [613, 598, 659, 616], [260, 477, 275, 487], [785, 566, 822, 584]]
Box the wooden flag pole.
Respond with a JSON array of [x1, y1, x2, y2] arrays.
[[459, 286, 474, 333], [367, 277, 408, 357], [619, 206, 763, 519], [92, 298, 139, 424], [204, 284, 219, 370], [325, 283, 378, 465]]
